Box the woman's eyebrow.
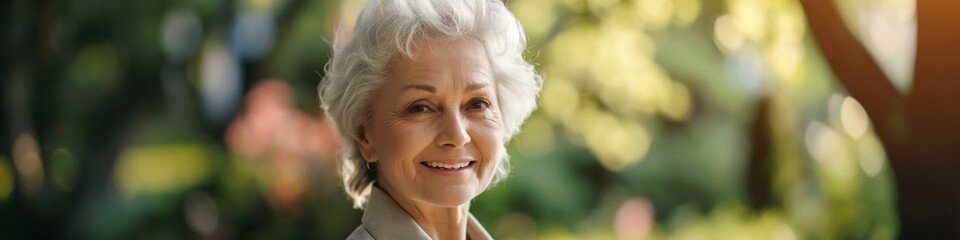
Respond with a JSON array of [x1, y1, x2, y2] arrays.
[[465, 82, 489, 93], [403, 84, 436, 93], [402, 82, 489, 93]]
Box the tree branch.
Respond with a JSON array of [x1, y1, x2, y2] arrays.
[[799, 0, 903, 139]]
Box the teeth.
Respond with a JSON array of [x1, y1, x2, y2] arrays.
[[424, 161, 470, 170]]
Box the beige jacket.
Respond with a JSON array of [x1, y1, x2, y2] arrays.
[[346, 187, 494, 240]]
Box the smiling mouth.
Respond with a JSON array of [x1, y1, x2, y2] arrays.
[[421, 161, 476, 170]]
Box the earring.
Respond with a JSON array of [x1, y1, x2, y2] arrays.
[[366, 162, 375, 171]]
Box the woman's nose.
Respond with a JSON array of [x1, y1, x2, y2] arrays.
[[436, 112, 471, 148]]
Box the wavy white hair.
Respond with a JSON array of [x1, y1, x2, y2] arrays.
[[319, 0, 542, 208]]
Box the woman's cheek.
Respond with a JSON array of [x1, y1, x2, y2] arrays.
[[476, 123, 504, 167]]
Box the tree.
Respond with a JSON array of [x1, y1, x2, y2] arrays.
[[800, 0, 960, 238]]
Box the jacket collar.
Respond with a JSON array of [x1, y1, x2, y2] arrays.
[[362, 186, 493, 240]]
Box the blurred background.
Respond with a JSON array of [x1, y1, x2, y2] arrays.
[[4, 0, 959, 239]]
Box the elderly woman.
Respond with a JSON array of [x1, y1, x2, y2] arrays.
[[318, 0, 541, 239]]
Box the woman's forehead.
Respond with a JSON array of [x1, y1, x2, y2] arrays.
[[385, 39, 494, 88], [397, 38, 487, 66]]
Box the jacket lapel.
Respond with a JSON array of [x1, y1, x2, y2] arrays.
[[361, 186, 495, 240]]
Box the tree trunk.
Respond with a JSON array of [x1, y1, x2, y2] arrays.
[[800, 0, 960, 238]]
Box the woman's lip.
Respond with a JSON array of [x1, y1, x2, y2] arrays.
[[419, 161, 477, 176], [419, 159, 475, 163], [419, 160, 476, 168]]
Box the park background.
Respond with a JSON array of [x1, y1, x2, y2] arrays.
[[3, 0, 959, 239]]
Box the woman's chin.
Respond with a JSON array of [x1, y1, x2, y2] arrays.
[[420, 185, 479, 207]]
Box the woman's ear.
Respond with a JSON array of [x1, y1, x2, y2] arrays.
[[356, 125, 377, 162]]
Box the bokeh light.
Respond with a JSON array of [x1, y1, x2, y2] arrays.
[[200, 43, 243, 123], [162, 8, 203, 62], [50, 148, 79, 192], [114, 144, 210, 197], [509, 0, 557, 42], [614, 198, 654, 240], [835, 0, 916, 93], [0, 156, 13, 200], [840, 96, 869, 139], [857, 135, 886, 178], [12, 133, 44, 196], [714, 15, 745, 53], [184, 191, 219, 236], [231, 11, 277, 61]]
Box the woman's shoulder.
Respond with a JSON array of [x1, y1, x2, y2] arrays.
[[346, 225, 375, 240]]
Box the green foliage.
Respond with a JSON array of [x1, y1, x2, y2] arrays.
[[0, 0, 899, 239]]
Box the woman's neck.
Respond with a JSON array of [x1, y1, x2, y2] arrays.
[[376, 183, 470, 240]]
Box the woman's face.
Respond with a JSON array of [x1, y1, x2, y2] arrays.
[[358, 39, 504, 207]]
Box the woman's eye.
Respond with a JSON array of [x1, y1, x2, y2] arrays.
[[467, 99, 491, 111], [408, 104, 431, 113]]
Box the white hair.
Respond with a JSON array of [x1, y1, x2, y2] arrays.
[[319, 0, 542, 208]]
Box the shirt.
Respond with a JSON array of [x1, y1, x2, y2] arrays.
[[346, 186, 494, 240]]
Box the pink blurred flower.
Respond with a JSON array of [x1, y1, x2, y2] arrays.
[[615, 197, 655, 240], [225, 79, 339, 210]]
